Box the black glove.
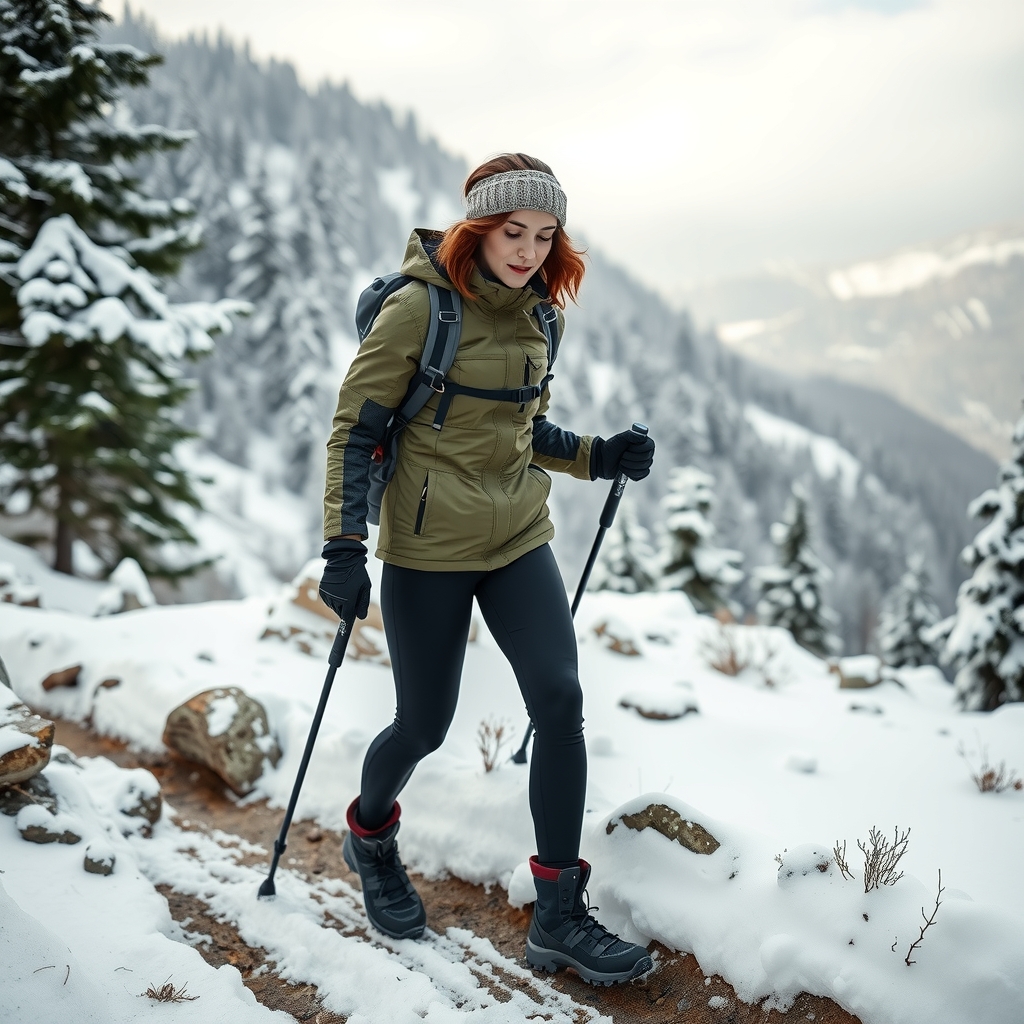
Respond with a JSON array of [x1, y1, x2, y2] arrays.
[[319, 538, 371, 621], [590, 429, 656, 481]]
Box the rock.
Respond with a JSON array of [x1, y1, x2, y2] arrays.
[[619, 690, 699, 721], [0, 771, 58, 816], [0, 561, 42, 607], [0, 696, 55, 786], [262, 560, 391, 665], [609, 802, 721, 855], [41, 664, 81, 691], [17, 804, 82, 844], [114, 768, 162, 835], [83, 841, 116, 876], [93, 557, 156, 615], [593, 618, 641, 656], [162, 686, 281, 796], [829, 655, 882, 689], [98, 677, 121, 689]]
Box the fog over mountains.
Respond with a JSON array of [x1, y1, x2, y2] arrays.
[[680, 224, 1024, 462], [103, 11, 1000, 655]]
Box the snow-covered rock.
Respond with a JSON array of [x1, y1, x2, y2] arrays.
[[162, 686, 280, 795]]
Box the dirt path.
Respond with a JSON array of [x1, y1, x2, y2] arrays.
[[52, 718, 862, 1024]]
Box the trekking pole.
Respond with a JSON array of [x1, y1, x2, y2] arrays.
[[258, 618, 352, 898], [511, 421, 649, 765]]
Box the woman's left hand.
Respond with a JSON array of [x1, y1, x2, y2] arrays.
[[590, 429, 656, 481]]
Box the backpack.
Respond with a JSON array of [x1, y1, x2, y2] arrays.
[[354, 273, 562, 525]]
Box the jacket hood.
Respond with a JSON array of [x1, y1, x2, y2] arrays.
[[400, 228, 547, 314]]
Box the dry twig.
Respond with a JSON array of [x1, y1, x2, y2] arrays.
[[905, 869, 944, 966], [143, 979, 198, 1003], [833, 840, 854, 881], [958, 743, 1023, 793], [477, 717, 511, 773], [699, 622, 750, 676], [859, 826, 910, 892]]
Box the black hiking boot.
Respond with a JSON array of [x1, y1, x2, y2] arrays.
[[342, 798, 426, 940], [526, 856, 653, 985]]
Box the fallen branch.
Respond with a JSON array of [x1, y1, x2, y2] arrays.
[[905, 869, 944, 966]]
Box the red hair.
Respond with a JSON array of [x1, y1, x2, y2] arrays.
[[435, 153, 586, 309]]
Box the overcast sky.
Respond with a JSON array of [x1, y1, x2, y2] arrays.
[[104, 0, 1024, 301]]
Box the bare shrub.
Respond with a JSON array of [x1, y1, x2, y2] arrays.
[[859, 826, 910, 892], [958, 743, 1023, 793], [477, 717, 512, 772], [699, 622, 749, 676], [904, 869, 944, 966], [752, 637, 783, 688], [833, 840, 854, 881], [143, 980, 198, 1003]]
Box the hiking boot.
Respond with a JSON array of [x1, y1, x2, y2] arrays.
[[526, 856, 653, 985], [342, 798, 426, 940]]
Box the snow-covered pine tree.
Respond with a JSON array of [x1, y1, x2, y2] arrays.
[[754, 483, 841, 657], [877, 554, 940, 667], [588, 496, 658, 594], [934, 409, 1024, 710], [228, 162, 334, 493], [0, 0, 242, 576], [659, 465, 744, 613]]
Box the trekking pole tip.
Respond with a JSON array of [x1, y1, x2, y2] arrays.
[[257, 876, 277, 899]]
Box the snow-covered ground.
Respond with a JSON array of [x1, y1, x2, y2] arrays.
[[1, 550, 1023, 1023]]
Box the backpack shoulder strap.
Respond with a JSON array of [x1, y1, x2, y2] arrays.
[[533, 302, 561, 370], [392, 281, 462, 427]]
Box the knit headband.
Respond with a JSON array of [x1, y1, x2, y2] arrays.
[[464, 169, 567, 227]]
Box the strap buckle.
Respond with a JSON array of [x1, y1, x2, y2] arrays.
[[513, 385, 540, 404], [438, 310, 459, 324], [424, 366, 446, 393]]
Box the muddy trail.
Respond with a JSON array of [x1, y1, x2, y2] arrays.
[[52, 717, 861, 1024]]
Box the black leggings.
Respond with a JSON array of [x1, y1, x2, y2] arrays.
[[358, 543, 586, 865]]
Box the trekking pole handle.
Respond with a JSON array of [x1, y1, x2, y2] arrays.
[[599, 422, 648, 529]]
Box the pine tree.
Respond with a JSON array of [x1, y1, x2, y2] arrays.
[[0, 0, 242, 576], [660, 466, 744, 613], [877, 554, 940, 668], [589, 496, 658, 594], [754, 483, 841, 656], [934, 409, 1024, 710]]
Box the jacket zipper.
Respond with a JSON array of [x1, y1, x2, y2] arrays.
[[414, 473, 428, 535]]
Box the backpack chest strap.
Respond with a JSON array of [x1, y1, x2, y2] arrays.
[[428, 373, 554, 430]]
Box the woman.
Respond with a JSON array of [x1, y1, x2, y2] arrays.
[[319, 153, 656, 985]]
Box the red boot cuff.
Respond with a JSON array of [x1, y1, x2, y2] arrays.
[[529, 855, 590, 880], [346, 797, 401, 837]]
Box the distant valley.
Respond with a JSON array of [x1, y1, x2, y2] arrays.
[[677, 224, 1024, 461]]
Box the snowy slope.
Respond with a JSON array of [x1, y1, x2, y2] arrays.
[[1, 588, 1022, 1022]]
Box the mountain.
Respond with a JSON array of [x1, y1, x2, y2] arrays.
[[35, 10, 994, 656], [678, 224, 1024, 461]]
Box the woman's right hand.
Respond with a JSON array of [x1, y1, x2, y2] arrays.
[[319, 538, 372, 621]]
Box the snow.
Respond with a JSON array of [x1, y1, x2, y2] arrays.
[[0, 752, 288, 1024], [205, 692, 238, 737], [828, 238, 1024, 300], [744, 404, 862, 498], [0, 156, 29, 197], [1, 579, 1023, 1022]]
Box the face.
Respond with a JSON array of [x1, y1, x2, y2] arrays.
[[477, 209, 558, 289]]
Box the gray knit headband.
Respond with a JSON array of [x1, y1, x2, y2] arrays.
[[464, 169, 567, 227]]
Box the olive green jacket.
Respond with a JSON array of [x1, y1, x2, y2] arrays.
[[323, 229, 593, 571]]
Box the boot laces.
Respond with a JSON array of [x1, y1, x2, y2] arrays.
[[375, 843, 415, 904], [568, 888, 623, 952]]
